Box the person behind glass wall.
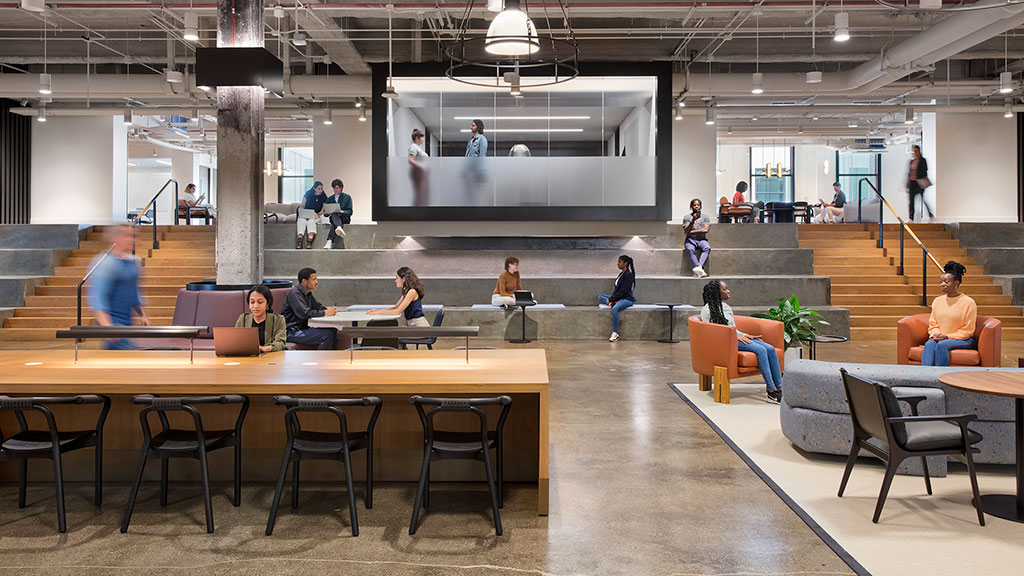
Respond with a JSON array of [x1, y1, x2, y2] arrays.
[[816, 182, 846, 224], [323, 178, 352, 250], [296, 181, 327, 249], [179, 183, 216, 223], [598, 255, 637, 342], [235, 285, 287, 353], [368, 267, 430, 328], [922, 261, 978, 366], [731, 181, 760, 223], [907, 145, 934, 222], [463, 119, 489, 205], [408, 129, 430, 206], [492, 256, 523, 308], [683, 198, 711, 278], [282, 267, 338, 350], [87, 224, 149, 350], [702, 280, 784, 403]]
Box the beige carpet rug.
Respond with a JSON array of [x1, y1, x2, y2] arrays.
[[670, 382, 1024, 576]]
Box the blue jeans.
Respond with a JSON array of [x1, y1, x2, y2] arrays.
[[598, 294, 634, 333], [287, 327, 338, 350], [685, 237, 710, 268], [922, 336, 975, 366], [738, 338, 782, 391]]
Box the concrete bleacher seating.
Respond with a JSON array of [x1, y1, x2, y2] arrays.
[[263, 223, 849, 340]]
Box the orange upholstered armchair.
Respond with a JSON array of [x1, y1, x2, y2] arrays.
[[897, 313, 1001, 367], [688, 315, 785, 403]]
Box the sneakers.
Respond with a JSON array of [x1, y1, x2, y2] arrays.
[[766, 389, 781, 403], [692, 266, 708, 279], [335, 225, 346, 237], [296, 236, 305, 250], [323, 240, 333, 250], [608, 332, 620, 342]]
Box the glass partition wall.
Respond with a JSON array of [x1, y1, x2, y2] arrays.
[[373, 64, 671, 221]]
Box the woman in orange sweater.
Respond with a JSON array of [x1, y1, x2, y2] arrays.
[[492, 256, 522, 308], [923, 261, 977, 366]]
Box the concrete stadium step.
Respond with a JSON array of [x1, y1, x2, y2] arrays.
[[146, 249, 215, 259], [813, 256, 892, 267], [35, 285, 184, 296], [263, 248, 815, 278], [802, 240, 880, 250], [25, 295, 179, 307], [13, 306, 176, 318], [831, 284, 921, 295], [78, 240, 207, 251], [44, 276, 204, 287], [815, 265, 900, 275], [827, 275, 910, 285], [60, 257, 214, 267], [3, 317, 173, 329], [833, 293, 1012, 306], [271, 274, 833, 308]]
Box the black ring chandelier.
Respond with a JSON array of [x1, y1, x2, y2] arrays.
[[445, 0, 579, 92]]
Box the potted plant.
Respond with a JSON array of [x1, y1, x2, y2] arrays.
[[753, 294, 829, 363]]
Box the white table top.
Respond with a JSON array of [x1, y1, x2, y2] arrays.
[[309, 311, 402, 327]]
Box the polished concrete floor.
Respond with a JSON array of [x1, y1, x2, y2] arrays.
[[0, 339, 1021, 575]]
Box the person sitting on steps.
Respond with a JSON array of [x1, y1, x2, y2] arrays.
[[598, 255, 636, 343], [323, 178, 353, 250], [683, 198, 711, 278], [296, 181, 327, 249], [492, 256, 522, 309]]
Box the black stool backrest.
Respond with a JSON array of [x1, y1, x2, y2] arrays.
[[432, 308, 445, 327], [840, 368, 907, 446], [271, 396, 381, 441], [409, 396, 511, 446], [0, 395, 110, 445], [131, 395, 249, 441]]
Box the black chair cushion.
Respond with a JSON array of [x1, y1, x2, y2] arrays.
[[431, 430, 497, 453], [2, 430, 94, 453], [902, 420, 983, 452], [151, 429, 235, 452], [292, 430, 367, 454], [877, 384, 909, 445]]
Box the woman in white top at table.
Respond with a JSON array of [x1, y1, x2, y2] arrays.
[[408, 128, 430, 206]]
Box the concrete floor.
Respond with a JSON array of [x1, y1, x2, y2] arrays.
[[0, 339, 1021, 575]]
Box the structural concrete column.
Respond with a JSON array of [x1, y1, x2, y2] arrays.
[[215, 0, 264, 283]]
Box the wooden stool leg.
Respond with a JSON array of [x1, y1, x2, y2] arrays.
[[713, 366, 730, 404], [698, 374, 712, 392]]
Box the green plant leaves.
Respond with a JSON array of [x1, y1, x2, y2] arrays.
[[753, 293, 831, 349]]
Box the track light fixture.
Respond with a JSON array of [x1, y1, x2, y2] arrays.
[[806, 71, 822, 84], [36, 106, 46, 122], [834, 12, 850, 42], [674, 102, 683, 121], [1005, 102, 1014, 118], [705, 105, 716, 126], [751, 72, 764, 95], [999, 71, 1014, 94], [183, 12, 199, 42], [123, 106, 133, 126], [323, 108, 333, 125], [904, 107, 914, 124], [354, 97, 363, 108], [359, 108, 367, 122], [292, 32, 307, 47], [38, 73, 51, 95]]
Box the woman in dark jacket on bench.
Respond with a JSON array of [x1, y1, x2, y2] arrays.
[[598, 255, 636, 342]]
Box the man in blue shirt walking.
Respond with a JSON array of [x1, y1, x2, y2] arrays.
[[87, 224, 149, 349]]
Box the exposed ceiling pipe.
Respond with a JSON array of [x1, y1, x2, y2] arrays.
[[0, 73, 371, 99], [681, 0, 1024, 95]]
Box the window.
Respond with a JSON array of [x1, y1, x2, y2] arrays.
[[278, 147, 314, 203], [749, 146, 794, 204], [836, 151, 880, 204]]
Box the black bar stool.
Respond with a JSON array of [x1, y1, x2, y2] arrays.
[[121, 394, 249, 534], [408, 395, 511, 535], [265, 396, 382, 537], [0, 394, 110, 533]]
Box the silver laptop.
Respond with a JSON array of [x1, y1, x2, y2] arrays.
[[322, 203, 341, 214], [297, 208, 317, 219], [213, 327, 261, 357]]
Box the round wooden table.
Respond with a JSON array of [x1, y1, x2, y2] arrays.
[[938, 371, 1024, 523]]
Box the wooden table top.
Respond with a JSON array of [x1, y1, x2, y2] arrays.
[[310, 311, 402, 325], [938, 371, 1024, 399], [0, 349, 549, 395]]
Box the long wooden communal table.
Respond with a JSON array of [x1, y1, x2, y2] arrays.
[[0, 349, 550, 515]]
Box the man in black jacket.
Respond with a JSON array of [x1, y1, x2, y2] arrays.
[[324, 179, 353, 249], [282, 267, 338, 349]]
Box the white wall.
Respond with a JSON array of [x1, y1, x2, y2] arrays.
[[127, 168, 172, 221], [31, 116, 127, 224], [933, 112, 1018, 222], [793, 145, 836, 204], [314, 114, 373, 223], [716, 145, 749, 202], [881, 145, 913, 223], [671, 117, 717, 221]]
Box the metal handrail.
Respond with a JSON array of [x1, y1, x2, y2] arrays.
[[859, 177, 945, 306], [76, 244, 115, 326], [132, 179, 178, 251]]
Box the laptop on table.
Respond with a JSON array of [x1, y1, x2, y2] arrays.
[[213, 327, 262, 357]]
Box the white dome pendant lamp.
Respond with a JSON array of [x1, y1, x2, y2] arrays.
[[485, 0, 540, 56]]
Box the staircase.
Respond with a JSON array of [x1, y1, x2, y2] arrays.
[[800, 223, 1024, 340], [0, 225, 214, 341]]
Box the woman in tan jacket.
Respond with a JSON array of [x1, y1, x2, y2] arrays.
[[235, 285, 288, 353], [492, 256, 522, 308]]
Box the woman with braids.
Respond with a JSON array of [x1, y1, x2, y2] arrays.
[[598, 255, 636, 342], [701, 280, 784, 403], [367, 266, 430, 327], [923, 261, 978, 366]]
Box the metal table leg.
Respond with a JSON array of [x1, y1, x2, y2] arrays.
[[978, 398, 1024, 522], [509, 305, 531, 344], [658, 305, 680, 343]]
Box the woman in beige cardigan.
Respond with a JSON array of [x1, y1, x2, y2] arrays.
[[235, 285, 287, 353]]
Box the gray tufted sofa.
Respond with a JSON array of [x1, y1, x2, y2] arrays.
[[781, 359, 1022, 476]]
